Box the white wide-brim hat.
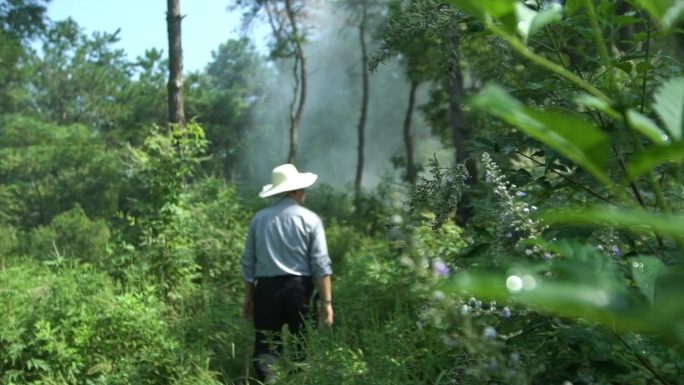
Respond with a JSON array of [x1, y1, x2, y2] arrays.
[[259, 164, 318, 198]]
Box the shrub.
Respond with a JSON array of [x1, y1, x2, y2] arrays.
[[0, 259, 219, 385], [25, 205, 110, 264]]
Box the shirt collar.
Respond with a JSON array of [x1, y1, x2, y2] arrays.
[[273, 197, 299, 207]]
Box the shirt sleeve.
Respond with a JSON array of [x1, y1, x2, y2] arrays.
[[241, 218, 257, 283], [309, 216, 332, 278]]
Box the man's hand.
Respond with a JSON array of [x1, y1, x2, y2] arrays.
[[319, 302, 333, 328], [315, 275, 333, 327], [242, 297, 254, 322]]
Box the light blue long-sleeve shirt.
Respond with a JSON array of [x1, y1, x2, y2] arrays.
[[241, 197, 332, 282]]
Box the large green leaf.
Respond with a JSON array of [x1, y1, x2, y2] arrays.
[[515, 2, 564, 44], [448, 0, 517, 33], [626, 110, 671, 144], [471, 85, 611, 184], [574, 94, 622, 120], [627, 141, 684, 178], [628, 0, 684, 30], [631, 256, 666, 304], [448, 0, 563, 43], [439, 267, 684, 343], [543, 207, 684, 238], [652, 77, 684, 141], [565, 0, 584, 16]]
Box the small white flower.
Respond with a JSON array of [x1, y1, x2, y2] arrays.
[[483, 326, 498, 339]]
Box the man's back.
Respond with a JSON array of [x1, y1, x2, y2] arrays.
[[241, 197, 331, 282]]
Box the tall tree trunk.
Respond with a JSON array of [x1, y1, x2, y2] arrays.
[[354, 0, 369, 194], [403, 80, 419, 185], [284, 0, 306, 165], [166, 0, 185, 132], [447, 33, 476, 226]]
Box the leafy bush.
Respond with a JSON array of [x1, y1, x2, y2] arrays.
[[0, 115, 123, 229], [371, 1, 684, 384], [0, 224, 18, 259], [110, 124, 249, 300], [306, 183, 394, 237], [0, 260, 219, 385], [25, 204, 110, 264], [259, 227, 474, 385]]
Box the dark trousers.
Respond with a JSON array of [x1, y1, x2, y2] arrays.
[[253, 275, 317, 380]]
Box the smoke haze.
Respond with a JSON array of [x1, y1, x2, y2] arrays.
[[237, 2, 449, 192]]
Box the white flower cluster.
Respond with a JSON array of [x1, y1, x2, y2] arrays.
[[482, 153, 554, 260]]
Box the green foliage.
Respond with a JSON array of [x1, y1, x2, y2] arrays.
[[112, 123, 232, 301], [0, 0, 49, 40], [0, 115, 123, 228], [258, 232, 464, 384], [185, 37, 270, 180], [472, 85, 612, 184], [26, 204, 110, 264], [365, 1, 684, 384], [305, 183, 394, 237], [1, 1, 684, 384], [28, 19, 134, 131], [397, 155, 470, 230], [0, 260, 219, 385]]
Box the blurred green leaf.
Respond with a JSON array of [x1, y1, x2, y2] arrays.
[[543, 207, 684, 238], [612, 15, 641, 25], [597, 0, 620, 17], [448, 0, 518, 33], [627, 141, 684, 178], [652, 77, 684, 141], [471, 85, 611, 185], [627, 0, 684, 30], [626, 110, 670, 144], [439, 259, 684, 343], [515, 2, 564, 44], [459, 242, 492, 259], [450, 0, 516, 18], [446, 0, 488, 20], [574, 94, 622, 120], [565, 0, 584, 16], [636, 61, 654, 74], [631, 256, 665, 304]]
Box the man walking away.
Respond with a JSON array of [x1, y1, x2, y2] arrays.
[[241, 164, 333, 383]]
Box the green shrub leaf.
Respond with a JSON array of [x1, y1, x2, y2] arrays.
[[626, 109, 671, 144], [515, 2, 564, 44], [627, 141, 684, 178], [652, 77, 684, 141], [631, 256, 666, 304], [628, 0, 684, 29], [543, 207, 684, 238], [471, 85, 611, 185]]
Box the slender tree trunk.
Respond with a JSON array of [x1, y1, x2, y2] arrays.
[[166, 0, 185, 132], [287, 56, 300, 165], [403, 80, 419, 184], [354, 0, 369, 194], [447, 33, 476, 226], [284, 0, 307, 165]]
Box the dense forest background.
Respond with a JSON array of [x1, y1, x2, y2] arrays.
[[1, 0, 684, 384]]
